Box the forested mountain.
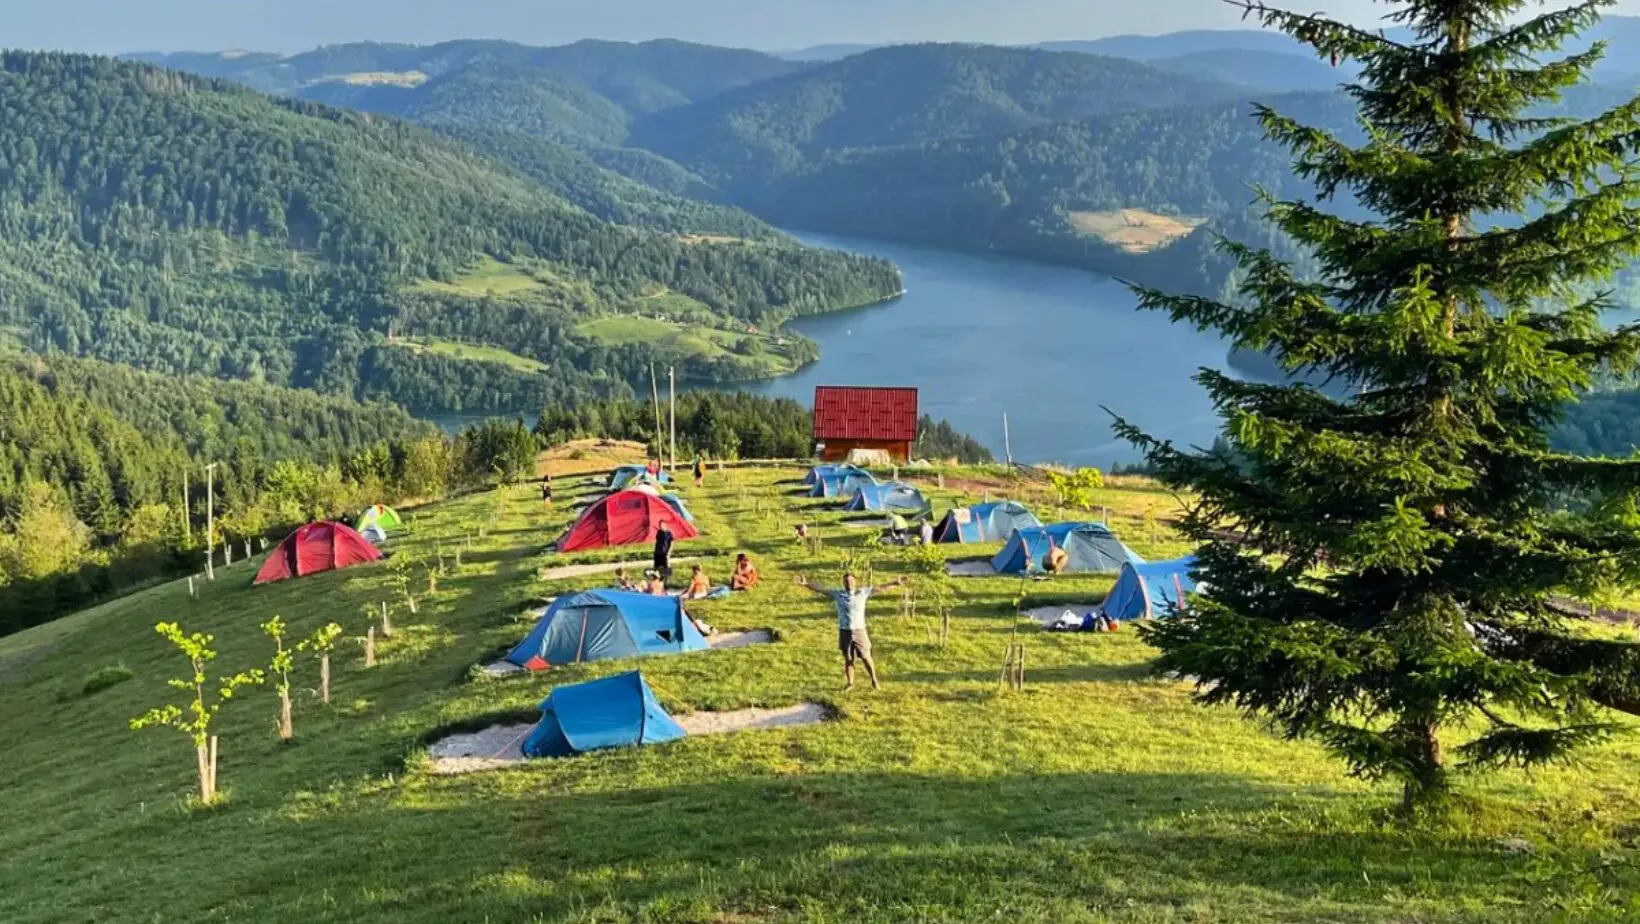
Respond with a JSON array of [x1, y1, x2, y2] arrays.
[[0, 52, 900, 414], [628, 43, 1250, 189], [1147, 49, 1343, 92], [130, 38, 804, 112], [1029, 30, 1308, 60], [299, 62, 632, 145]]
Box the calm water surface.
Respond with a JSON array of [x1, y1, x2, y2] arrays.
[[737, 231, 1234, 466]]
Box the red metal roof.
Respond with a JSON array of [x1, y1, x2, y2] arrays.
[[813, 386, 919, 442]]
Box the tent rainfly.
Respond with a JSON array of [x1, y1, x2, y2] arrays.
[[844, 482, 930, 514], [355, 504, 404, 534], [521, 671, 686, 758], [991, 523, 1144, 575], [1100, 557, 1199, 620], [609, 466, 670, 492], [933, 501, 1041, 543], [559, 490, 699, 551], [254, 521, 382, 585], [807, 471, 879, 499], [505, 589, 707, 669], [804, 463, 868, 486]]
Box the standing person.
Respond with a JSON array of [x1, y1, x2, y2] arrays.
[[692, 454, 706, 488], [918, 517, 934, 546], [540, 472, 553, 509], [796, 572, 907, 691], [653, 519, 674, 582]]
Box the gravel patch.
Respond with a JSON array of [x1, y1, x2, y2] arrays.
[[946, 560, 998, 577], [425, 701, 828, 775], [539, 556, 701, 581], [708, 629, 774, 649], [480, 660, 526, 677]]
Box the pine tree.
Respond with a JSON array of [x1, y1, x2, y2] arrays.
[[1120, 0, 1640, 810]]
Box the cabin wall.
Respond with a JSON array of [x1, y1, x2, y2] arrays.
[[818, 438, 911, 463]]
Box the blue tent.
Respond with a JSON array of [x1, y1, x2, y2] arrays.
[[504, 590, 707, 669], [609, 466, 670, 491], [845, 482, 930, 513], [934, 501, 1041, 543], [808, 471, 879, 498], [805, 463, 867, 486], [521, 671, 686, 758], [991, 523, 1144, 575], [1100, 556, 1198, 620]]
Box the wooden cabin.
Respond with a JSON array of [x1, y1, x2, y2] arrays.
[[812, 386, 919, 463]]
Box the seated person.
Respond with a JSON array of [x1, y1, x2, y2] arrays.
[[1044, 538, 1070, 575], [729, 553, 759, 591], [793, 522, 810, 541], [683, 564, 712, 600], [644, 570, 668, 596], [614, 566, 637, 592]]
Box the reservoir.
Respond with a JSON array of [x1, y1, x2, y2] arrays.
[[740, 231, 1235, 467]]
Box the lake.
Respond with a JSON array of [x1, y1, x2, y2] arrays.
[[735, 231, 1234, 467]]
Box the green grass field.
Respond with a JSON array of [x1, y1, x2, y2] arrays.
[[576, 315, 806, 378], [3, 466, 1639, 923], [392, 338, 551, 374], [411, 255, 548, 298]]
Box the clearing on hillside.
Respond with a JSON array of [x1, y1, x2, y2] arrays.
[[575, 315, 807, 378], [1068, 208, 1206, 253], [388, 338, 550, 375], [410, 255, 547, 298]]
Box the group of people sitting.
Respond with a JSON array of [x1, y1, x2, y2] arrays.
[[610, 552, 762, 636]]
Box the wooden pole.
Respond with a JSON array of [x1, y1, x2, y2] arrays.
[[187, 575, 195, 599], [320, 653, 331, 704], [181, 470, 190, 545], [668, 366, 677, 472], [203, 462, 218, 581], [1003, 413, 1013, 466], [208, 735, 219, 802], [649, 365, 664, 458]]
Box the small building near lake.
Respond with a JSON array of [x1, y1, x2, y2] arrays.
[[812, 385, 919, 463]]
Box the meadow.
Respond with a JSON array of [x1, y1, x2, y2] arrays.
[[2, 459, 1638, 923]]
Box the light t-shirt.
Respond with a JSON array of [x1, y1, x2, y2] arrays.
[[830, 587, 875, 630]]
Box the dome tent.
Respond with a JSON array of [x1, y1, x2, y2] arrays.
[[559, 490, 699, 551], [933, 501, 1041, 543], [805, 463, 867, 486], [521, 671, 686, 758], [505, 589, 707, 669], [609, 465, 670, 492], [1100, 557, 1199, 620], [844, 482, 929, 514], [991, 523, 1143, 575], [355, 504, 403, 534], [808, 471, 878, 498], [254, 521, 382, 585]]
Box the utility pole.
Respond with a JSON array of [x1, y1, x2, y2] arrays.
[[668, 366, 677, 471], [649, 365, 663, 461], [204, 462, 218, 581], [182, 469, 190, 546], [1003, 413, 1013, 466]]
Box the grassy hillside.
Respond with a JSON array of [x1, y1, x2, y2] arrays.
[[0, 52, 900, 413], [3, 463, 1638, 921]]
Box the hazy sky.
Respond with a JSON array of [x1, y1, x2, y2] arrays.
[[11, 0, 1638, 55]]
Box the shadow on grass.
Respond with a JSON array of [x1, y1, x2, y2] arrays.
[[213, 771, 1611, 923], [891, 660, 1153, 685]]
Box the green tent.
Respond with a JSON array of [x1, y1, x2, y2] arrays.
[[356, 504, 404, 533]]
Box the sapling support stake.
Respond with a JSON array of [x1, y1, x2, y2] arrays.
[[320, 654, 331, 704], [365, 627, 377, 668], [380, 601, 393, 638]]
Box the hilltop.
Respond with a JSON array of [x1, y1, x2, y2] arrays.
[[1, 460, 1636, 921]]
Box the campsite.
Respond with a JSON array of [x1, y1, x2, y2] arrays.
[[3, 447, 1639, 923]]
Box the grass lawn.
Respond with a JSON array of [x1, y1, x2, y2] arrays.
[[411, 255, 548, 298], [576, 315, 805, 378], [3, 465, 1639, 923], [391, 338, 551, 375]]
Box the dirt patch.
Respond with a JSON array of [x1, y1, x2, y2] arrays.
[[425, 701, 828, 774], [708, 629, 774, 649], [1067, 209, 1205, 254], [947, 560, 999, 577], [539, 556, 701, 581], [675, 702, 828, 735]]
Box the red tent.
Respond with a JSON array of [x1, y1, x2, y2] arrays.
[[254, 521, 383, 585], [560, 490, 700, 552]]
